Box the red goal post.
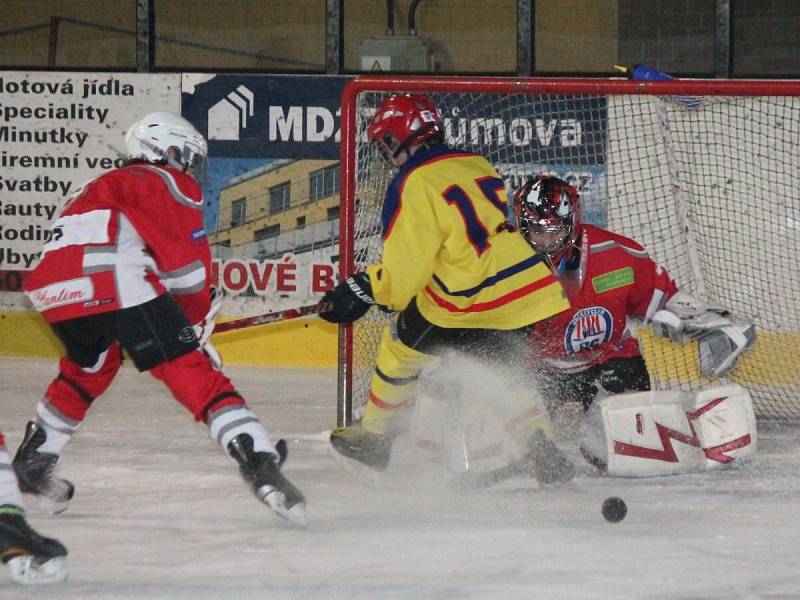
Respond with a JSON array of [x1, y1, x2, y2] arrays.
[[337, 75, 800, 427]]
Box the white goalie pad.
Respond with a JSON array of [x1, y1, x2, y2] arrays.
[[410, 351, 548, 477], [411, 391, 519, 476], [579, 383, 757, 477]]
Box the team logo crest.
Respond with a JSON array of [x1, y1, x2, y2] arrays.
[[564, 306, 613, 354]]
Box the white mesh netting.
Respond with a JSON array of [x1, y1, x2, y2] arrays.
[[342, 84, 800, 421]]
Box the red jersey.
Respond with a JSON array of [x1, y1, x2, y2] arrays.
[[24, 163, 210, 325], [529, 224, 678, 373]]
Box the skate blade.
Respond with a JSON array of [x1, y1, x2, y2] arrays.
[[39, 495, 70, 516], [7, 556, 67, 585], [258, 488, 307, 527], [450, 454, 541, 491], [21, 494, 70, 517], [327, 444, 383, 487]]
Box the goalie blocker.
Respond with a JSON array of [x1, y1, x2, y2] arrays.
[[579, 383, 756, 477]]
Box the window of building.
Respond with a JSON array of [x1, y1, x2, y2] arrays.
[[230, 197, 246, 227], [296, 216, 306, 229], [310, 164, 340, 201], [269, 181, 291, 214], [254, 224, 280, 241], [327, 206, 339, 221]]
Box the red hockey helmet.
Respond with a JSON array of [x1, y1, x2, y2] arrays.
[[513, 175, 581, 257], [367, 94, 443, 164]]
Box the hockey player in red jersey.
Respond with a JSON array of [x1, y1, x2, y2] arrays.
[[514, 175, 755, 412], [0, 430, 66, 584], [14, 112, 305, 526]]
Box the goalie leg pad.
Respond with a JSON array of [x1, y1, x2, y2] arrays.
[[410, 351, 554, 478], [411, 389, 523, 477], [691, 383, 757, 465], [579, 383, 756, 477], [410, 366, 514, 476]]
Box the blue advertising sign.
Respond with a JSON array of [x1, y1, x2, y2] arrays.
[[429, 93, 608, 166], [182, 74, 349, 159]]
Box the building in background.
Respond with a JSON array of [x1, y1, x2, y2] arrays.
[[209, 159, 341, 265]]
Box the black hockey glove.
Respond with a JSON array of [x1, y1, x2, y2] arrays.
[[319, 272, 375, 324]]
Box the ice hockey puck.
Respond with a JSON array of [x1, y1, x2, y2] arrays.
[[602, 497, 627, 522]]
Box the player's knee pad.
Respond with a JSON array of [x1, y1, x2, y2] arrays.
[[363, 327, 433, 430], [374, 326, 431, 386], [117, 294, 199, 372], [44, 345, 122, 421], [410, 351, 553, 476], [149, 350, 243, 421], [369, 365, 420, 409], [61, 343, 122, 394]]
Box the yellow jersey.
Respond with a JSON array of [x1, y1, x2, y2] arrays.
[[365, 145, 569, 329]]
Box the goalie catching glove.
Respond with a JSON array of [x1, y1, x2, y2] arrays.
[[651, 291, 756, 377], [319, 272, 376, 324]]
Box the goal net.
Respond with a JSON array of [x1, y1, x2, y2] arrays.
[[337, 75, 800, 425]]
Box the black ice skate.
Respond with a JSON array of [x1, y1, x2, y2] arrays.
[[329, 426, 394, 486], [0, 505, 67, 584], [228, 434, 306, 527], [13, 421, 75, 515]]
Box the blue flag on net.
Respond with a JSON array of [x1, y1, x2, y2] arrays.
[[615, 64, 701, 109]]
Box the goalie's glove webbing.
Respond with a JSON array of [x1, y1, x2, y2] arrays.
[[698, 323, 757, 377]]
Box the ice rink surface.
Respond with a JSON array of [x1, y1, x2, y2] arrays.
[[1, 357, 799, 599]]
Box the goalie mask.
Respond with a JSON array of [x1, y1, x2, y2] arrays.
[[513, 176, 581, 258], [367, 94, 443, 166], [124, 111, 208, 180]]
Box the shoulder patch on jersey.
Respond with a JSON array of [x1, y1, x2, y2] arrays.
[[191, 227, 206, 240], [592, 266, 634, 293]]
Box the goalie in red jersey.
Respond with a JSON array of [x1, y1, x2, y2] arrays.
[[14, 112, 304, 525], [514, 175, 677, 411], [510, 176, 758, 477]]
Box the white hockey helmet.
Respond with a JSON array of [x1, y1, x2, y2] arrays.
[[124, 111, 208, 175]]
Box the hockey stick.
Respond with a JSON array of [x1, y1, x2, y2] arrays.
[[450, 453, 539, 490], [451, 441, 578, 490], [215, 301, 329, 333]]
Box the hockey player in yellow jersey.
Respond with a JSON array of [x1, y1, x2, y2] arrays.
[[320, 94, 574, 485]]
